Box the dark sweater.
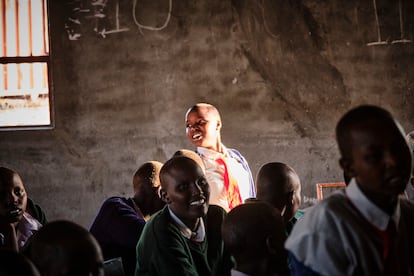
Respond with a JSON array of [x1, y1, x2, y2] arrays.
[[136, 205, 233, 276]]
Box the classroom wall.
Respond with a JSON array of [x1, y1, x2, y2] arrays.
[[1, 0, 413, 227]]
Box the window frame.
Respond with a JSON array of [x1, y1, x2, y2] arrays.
[[0, 0, 54, 131]]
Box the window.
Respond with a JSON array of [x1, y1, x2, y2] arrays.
[[0, 0, 53, 130]]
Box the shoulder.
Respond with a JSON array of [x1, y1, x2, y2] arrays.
[[286, 193, 352, 249], [206, 205, 227, 223], [400, 199, 414, 219], [227, 148, 245, 160], [205, 205, 227, 240], [100, 196, 132, 209], [26, 197, 47, 225]]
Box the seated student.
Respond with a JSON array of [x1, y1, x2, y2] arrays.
[[222, 201, 289, 276], [25, 220, 104, 276], [255, 162, 303, 235], [0, 248, 41, 276], [89, 161, 164, 276], [135, 156, 233, 276], [0, 167, 44, 251], [286, 105, 414, 275]]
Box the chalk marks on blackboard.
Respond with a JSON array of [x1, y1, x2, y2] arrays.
[[65, 0, 129, 39], [65, 0, 172, 40], [132, 0, 172, 35], [367, 0, 412, 46]]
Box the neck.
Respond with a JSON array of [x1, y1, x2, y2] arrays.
[[184, 217, 200, 232]]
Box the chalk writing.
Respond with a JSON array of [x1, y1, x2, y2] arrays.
[[132, 0, 172, 35], [65, 0, 172, 40], [367, 0, 412, 46]]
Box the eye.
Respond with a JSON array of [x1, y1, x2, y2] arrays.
[[14, 188, 24, 197], [177, 182, 190, 191], [196, 178, 208, 187], [196, 120, 207, 127], [364, 151, 383, 163]]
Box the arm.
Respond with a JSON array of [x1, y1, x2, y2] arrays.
[[0, 221, 18, 252], [90, 198, 146, 249]]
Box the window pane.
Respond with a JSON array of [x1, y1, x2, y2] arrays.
[[0, 0, 52, 130]]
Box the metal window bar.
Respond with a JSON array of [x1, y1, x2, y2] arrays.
[[1, 0, 49, 99]]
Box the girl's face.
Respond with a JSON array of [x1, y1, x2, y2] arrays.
[[185, 108, 221, 151], [0, 173, 27, 224]]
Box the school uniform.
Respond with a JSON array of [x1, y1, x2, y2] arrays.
[[136, 205, 233, 276], [196, 145, 255, 211], [285, 178, 414, 276]]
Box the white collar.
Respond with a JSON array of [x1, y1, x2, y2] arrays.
[[196, 145, 228, 160], [346, 178, 400, 231], [168, 207, 206, 242]]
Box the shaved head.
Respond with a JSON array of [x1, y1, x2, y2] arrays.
[[185, 103, 221, 122]]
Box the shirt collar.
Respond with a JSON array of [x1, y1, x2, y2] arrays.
[[346, 178, 400, 231], [16, 212, 42, 249], [196, 145, 228, 160], [168, 207, 206, 242], [231, 269, 251, 276]]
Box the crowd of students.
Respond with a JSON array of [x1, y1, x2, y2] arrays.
[[1, 103, 413, 276]]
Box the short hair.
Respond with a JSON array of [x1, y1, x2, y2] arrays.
[[172, 149, 205, 172], [221, 202, 286, 263], [160, 156, 202, 189], [336, 105, 396, 159], [27, 220, 103, 276], [0, 167, 18, 187], [133, 161, 163, 193], [256, 162, 299, 194], [185, 103, 221, 121]]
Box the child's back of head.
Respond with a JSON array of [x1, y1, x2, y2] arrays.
[[256, 162, 302, 223], [222, 201, 289, 276], [26, 220, 104, 276]]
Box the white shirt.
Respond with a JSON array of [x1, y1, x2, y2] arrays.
[[168, 207, 205, 242], [196, 145, 253, 211], [285, 178, 414, 276]]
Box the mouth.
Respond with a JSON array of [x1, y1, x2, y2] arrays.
[[385, 174, 408, 189], [7, 208, 22, 218], [189, 197, 206, 206], [191, 133, 203, 141]]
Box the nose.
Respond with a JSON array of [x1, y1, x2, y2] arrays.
[[384, 150, 398, 169], [191, 182, 203, 196]]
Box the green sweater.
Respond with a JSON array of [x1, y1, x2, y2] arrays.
[[136, 205, 233, 276]]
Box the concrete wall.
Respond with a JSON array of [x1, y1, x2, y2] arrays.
[[1, 0, 413, 227]]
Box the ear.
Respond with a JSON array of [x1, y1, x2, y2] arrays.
[[216, 120, 222, 131], [339, 157, 355, 178], [159, 188, 171, 204], [286, 191, 294, 206]]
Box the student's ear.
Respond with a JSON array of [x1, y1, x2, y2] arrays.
[[286, 191, 294, 206], [216, 120, 222, 131], [159, 189, 171, 204], [339, 157, 355, 178]]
